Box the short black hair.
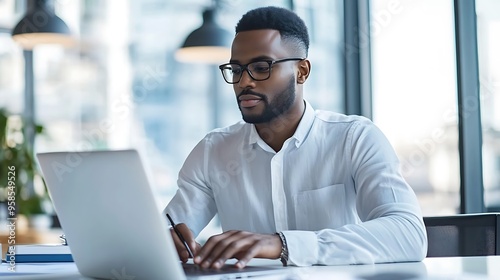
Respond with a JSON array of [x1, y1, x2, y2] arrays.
[[235, 6, 309, 56]]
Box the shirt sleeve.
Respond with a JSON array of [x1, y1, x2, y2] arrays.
[[163, 136, 217, 237], [283, 120, 428, 266]]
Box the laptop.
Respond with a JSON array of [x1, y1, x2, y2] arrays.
[[36, 150, 284, 280]]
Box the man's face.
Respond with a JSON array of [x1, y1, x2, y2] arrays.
[[229, 29, 300, 124]]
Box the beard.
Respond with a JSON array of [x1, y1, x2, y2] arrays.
[[237, 77, 296, 124]]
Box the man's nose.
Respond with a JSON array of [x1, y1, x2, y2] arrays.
[[238, 69, 256, 88]]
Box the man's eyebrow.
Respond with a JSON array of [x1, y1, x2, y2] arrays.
[[229, 56, 275, 64]]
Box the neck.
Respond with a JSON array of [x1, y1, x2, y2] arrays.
[[255, 100, 305, 152]]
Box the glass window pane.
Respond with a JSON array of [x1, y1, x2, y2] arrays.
[[0, 34, 23, 113], [295, 0, 344, 112], [476, 0, 500, 211], [371, 0, 459, 215], [0, 0, 24, 113]]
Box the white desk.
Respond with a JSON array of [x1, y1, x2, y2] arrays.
[[1, 256, 499, 279]]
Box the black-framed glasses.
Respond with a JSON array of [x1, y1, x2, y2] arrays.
[[218, 57, 304, 84]]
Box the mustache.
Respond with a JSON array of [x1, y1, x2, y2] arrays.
[[237, 90, 267, 101]]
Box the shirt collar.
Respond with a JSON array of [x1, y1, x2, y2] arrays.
[[247, 100, 315, 148], [292, 100, 315, 148]]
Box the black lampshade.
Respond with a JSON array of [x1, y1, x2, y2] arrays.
[[175, 8, 232, 64], [11, 0, 74, 49]]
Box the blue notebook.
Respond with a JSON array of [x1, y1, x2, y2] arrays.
[[5, 244, 73, 263]]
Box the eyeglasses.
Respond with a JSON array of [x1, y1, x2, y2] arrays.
[[218, 57, 304, 84]]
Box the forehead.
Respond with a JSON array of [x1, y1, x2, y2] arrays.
[[230, 29, 290, 62]]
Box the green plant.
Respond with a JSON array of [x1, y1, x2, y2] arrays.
[[0, 108, 47, 217]]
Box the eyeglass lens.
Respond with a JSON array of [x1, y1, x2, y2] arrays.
[[221, 61, 271, 83]]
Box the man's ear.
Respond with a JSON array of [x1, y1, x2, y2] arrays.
[[297, 59, 311, 84]]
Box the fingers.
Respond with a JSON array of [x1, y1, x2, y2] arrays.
[[170, 227, 189, 262], [176, 223, 198, 256], [195, 231, 244, 268], [194, 231, 282, 269], [170, 223, 197, 262]]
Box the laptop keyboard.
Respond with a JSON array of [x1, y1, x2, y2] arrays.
[[182, 263, 280, 276]]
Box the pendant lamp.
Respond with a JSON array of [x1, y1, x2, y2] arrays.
[[11, 0, 74, 49], [175, 8, 232, 64]]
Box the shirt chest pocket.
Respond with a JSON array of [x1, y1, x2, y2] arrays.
[[293, 184, 348, 231]]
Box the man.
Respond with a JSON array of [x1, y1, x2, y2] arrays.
[[164, 6, 427, 269]]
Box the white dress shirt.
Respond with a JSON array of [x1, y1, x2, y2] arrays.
[[164, 100, 427, 266]]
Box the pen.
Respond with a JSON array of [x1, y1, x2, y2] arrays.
[[166, 213, 194, 258]]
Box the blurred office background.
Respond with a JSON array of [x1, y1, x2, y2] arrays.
[[0, 0, 499, 236]]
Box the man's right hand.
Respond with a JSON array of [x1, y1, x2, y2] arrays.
[[169, 223, 200, 263]]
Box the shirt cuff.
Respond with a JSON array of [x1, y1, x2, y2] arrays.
[[281, 230, 318, 266]]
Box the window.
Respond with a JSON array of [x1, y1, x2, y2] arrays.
[[476, 0, 500, 211], [371, 0, 460, 215], [0, 33, 23, 113]]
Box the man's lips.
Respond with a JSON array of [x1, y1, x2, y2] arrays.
[[238, 95, 262, 108]]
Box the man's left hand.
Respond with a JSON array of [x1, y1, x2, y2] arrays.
[[193, 230, 282, 269]]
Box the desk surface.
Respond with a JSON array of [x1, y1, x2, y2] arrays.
[[1, 256, 499, 279]]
